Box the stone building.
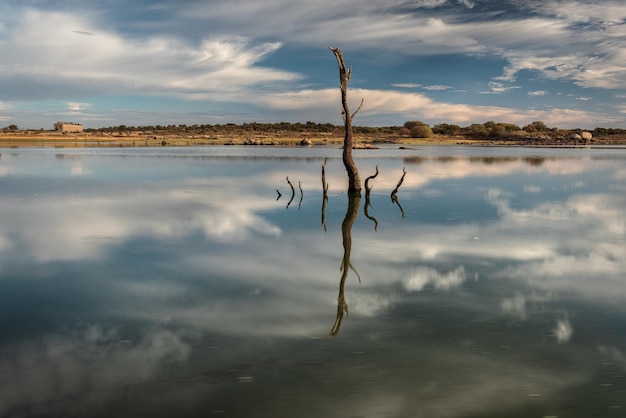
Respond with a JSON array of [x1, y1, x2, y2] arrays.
[[54, 122, 83, 133]]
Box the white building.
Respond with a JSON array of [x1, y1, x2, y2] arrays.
[[54, 122, 83, 133]]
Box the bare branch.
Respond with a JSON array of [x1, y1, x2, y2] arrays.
[[351, 98, 364, 120]]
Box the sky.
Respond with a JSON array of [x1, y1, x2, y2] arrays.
[[1, 0, 626, 130]]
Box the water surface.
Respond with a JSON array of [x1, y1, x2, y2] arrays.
[[1, 146, 625, 417]]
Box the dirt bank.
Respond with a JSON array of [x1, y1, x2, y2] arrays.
[[1, 131, 625, 148]]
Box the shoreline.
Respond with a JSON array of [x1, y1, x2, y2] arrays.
[[1, 132, 626, 148]]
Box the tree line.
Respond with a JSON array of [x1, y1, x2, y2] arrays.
[[401, 120, 626, 139], [3, 121, 626, 137], [80, 122, 398, 135]]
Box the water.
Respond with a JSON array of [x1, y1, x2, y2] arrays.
[[0, 145, 625, 417]]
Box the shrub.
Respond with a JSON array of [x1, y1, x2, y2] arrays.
[[410, 125, 433, 138]]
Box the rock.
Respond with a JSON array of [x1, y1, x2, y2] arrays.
[[581, 131, 593, 140], [300, 138, 313, 146]]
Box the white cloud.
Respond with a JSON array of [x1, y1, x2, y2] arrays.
[[0, 10, 299, 100], [422, 85, 452, 91], [3, 1, 626, 128], [405, 266, 467, 291], [501, 294, 528, 320], [553, 317, 573, 343], [0, 175, 283, 262], [260, 87, 616, 127], [486, 81, 521, 94], [392, 83, 421, 88], [66, 102, 91, 111]]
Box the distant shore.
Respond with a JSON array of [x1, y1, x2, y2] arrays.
[[1, 131, 626, 148]]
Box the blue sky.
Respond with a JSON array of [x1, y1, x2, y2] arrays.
[[1, 0, 626, 129]]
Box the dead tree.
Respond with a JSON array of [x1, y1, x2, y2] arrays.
[[329, 47, 362, 195]]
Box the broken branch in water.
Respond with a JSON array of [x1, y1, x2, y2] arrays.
[[391, 167, 407, 219], [286, 176, 295, 208], [364, 165, 379, 230], [391, 167, 407, 197], [365, 165, 379, 197]]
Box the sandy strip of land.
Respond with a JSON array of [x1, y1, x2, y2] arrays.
[[0, 132, 463, 148], [1, 132, 625, 148]]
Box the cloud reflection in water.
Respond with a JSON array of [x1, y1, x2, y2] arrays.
[[0, 147, 625, 416]]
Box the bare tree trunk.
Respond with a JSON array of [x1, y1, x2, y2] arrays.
[[329, 47, 362, 195]]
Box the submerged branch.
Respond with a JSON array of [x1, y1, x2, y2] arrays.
[[364, 165, 379, 230], [286, 176, 295, 208], [391, 167, 407, 197], [365, 165, 379, 198], [391, 167, 407, 219]]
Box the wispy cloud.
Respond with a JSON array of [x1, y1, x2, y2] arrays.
[[485, 81, 521, 94], [422, 85, 452, 91], [392, 83, 421, 88], [66, 102, 91, 111]]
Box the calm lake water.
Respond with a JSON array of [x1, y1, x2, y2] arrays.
[[1, 145, 625, 417]]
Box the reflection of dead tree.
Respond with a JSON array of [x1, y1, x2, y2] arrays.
[[321, 158, 329, 232], [276, 189, 282, 200], [391, 194, 406, 219], [391, 167, 407, 219], [286, 176, 295, 208], [329, 47, 362, 195], [329, 193, 361, 337], [364, 165, 379, 230], [298, 181, 303, 209]]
